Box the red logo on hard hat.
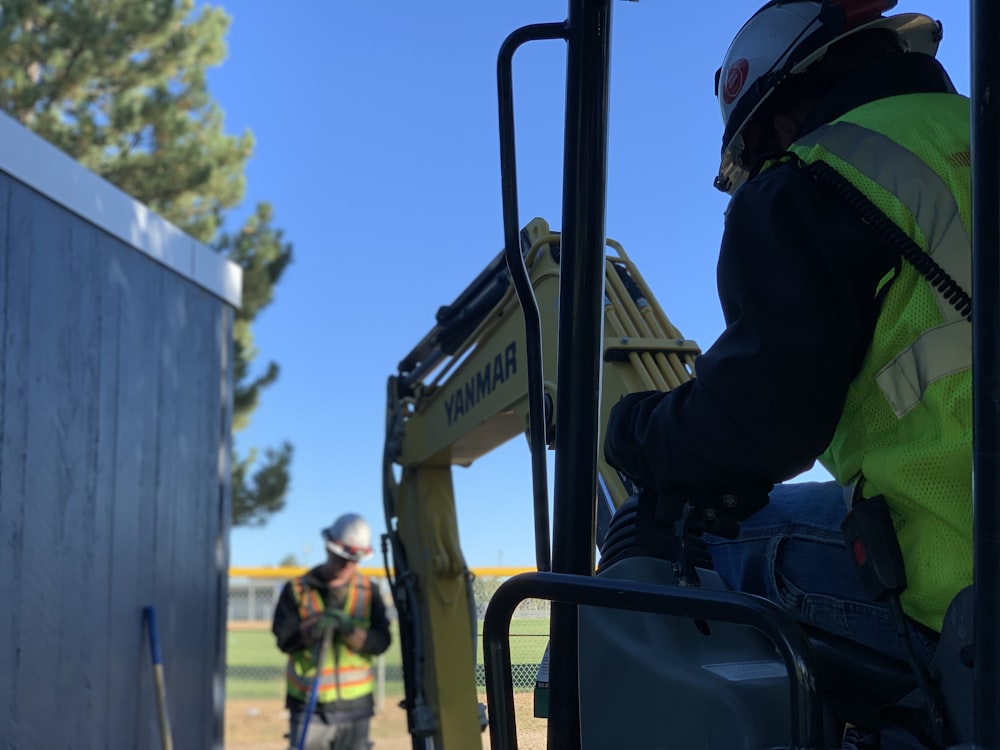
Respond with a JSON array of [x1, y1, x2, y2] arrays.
[[722, 59, 750, 105]]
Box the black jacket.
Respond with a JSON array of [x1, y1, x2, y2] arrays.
[[604, 53, 958, 496]]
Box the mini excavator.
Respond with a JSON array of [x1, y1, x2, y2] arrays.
[[381, 2, 1000, 749]]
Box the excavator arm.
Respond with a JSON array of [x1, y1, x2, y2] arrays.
[[382, 217, 699, 749]]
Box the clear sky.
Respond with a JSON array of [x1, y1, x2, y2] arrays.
[[207, 1, 972, 570]]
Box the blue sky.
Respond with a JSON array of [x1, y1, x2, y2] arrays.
[[208, 1, 972, 569]]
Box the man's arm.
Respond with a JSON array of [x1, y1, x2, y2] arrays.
[[272, 581, 322, 654], [605, 164, 897, 492]]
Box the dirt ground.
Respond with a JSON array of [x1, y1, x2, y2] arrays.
[[225, 693, 547, 750]]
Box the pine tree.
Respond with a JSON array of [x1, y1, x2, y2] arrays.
[[0, 0, 293, 526]]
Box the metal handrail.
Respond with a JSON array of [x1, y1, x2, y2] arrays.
[[497, 20, 568, 575], [483, 571, 824, 750]]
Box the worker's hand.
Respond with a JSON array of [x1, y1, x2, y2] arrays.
[[604, 390, 668, 488], [298, 612, 324, 647], [312, 608, 356, 641]]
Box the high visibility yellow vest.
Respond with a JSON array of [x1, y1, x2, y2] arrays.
[[786, 92, 973, 632], [286, 573, 376, 703]]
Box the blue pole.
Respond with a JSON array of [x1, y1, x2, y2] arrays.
[[143, 605, 174, 750], [297, 635, 328, 750]]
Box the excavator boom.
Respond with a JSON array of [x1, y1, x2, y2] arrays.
[[383, 217, 698, 748]]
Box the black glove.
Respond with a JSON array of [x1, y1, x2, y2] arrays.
[[604, 389, 772, 537], [604, 390, 671, 487], [311, 608, 356, 641]]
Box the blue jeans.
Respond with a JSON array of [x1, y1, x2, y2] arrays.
[[704, 481, 936, 668]]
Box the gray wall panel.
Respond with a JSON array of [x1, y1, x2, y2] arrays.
[[85, 244, 118, 750], [0, 168, 233, 749], [0, 178, 6, 728], [109, 239, 161, 750], [41, 193, 103, 749], [0, 172, 27, 747], [17, 186, 64, 750], [91, 216, 127, 749], [212, 310, 234, 747]]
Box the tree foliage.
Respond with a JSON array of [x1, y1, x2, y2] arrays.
[[0, 0, 293, 526]]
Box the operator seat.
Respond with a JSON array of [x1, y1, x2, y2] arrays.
[[598, 496, 919, 735], [598, 496, 974, 747], [805, 628, 917, 728], [809, 586, 975, 747]]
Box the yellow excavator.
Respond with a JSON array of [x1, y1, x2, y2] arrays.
[[382, 218, 930, 750], [382, 216, 699, 748], [381, 2, 999, 749]]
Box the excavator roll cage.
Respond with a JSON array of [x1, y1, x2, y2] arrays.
[[383, 2, 1000, 749], [382, 215, 702, 747]]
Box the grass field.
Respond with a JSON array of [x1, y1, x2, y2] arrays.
[[226, 619, 549, 701]]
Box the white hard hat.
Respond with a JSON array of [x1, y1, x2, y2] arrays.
[[714, 0, 942, 194], [322, 513, 373, 562]]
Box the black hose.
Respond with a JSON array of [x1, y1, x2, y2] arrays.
[[382, 380, 434, 743]]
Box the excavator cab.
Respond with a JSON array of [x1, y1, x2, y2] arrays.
[[384, 2, 998, 749]]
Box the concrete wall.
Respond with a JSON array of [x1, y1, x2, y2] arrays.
[[0, 113, 240, 749]]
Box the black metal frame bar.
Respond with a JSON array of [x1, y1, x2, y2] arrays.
[[482, 572, 824, 750], [547, 1, 614, 747], [498, 21, 569, 575], [970, 1, 1000, 747]]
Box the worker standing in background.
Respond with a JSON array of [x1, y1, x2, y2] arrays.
[[272, 513, 391, 750], [605, 0, 970, 670]]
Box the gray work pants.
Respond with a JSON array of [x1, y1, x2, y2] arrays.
[[287, 712, 371, 750]]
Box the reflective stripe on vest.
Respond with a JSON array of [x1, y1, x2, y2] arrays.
[[795, 121, 972, 417], [286, 663, 374, 695], [291, 579, 325, 619], [286, 573, 375, 703]]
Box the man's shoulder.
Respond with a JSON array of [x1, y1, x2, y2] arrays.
[[288, 566, 326, 591], [726, 158, 816, 218]]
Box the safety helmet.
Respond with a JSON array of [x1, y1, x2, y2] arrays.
[[322, 513, 373, 562], [714, 0, 942, 194]]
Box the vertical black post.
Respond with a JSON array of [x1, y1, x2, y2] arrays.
[[547, 0, 613, 748], [971, 1, 1000, 747]]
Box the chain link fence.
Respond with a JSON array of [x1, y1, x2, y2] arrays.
[[226, 568, 548, 703]]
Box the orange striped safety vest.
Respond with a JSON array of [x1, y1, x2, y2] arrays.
[[286, 573, 375, 703]]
